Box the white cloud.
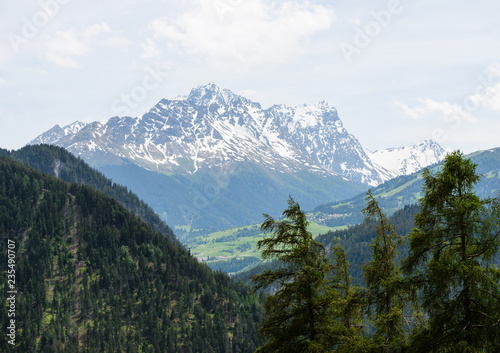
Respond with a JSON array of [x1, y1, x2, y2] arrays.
[[237, 88, 258, 99], [141, 38, 160, 59], [398, 61, 500, 122], [106, 36, 133, 48], [83, 22, 111, 37], [486, 61, 500, 78], [46, 30, 89, 68], [347, 16, 361, 26], [149, 0, 335, 66], [468, 61, 500, 112], [397, 98, 477, 123], [395, 101, 427, 120], [45, 23, 119, 68], [470, 83, 500, 112], [151, 19, 183, 42]]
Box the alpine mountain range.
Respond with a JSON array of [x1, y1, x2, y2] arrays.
[[30, 83, 447, 236]]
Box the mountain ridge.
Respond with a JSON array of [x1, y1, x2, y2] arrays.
[[311, 147, 500, 228], [6, 144, 179, 242], [28, 84, 448, 235], [0, 151, 264, 352], [30, 83, 446, 187], [368, 139, 448, 179]]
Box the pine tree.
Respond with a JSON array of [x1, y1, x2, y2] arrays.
[[403, 151, 500, 352], [362, 190, 408, 352], [251, 197, 336, 353]]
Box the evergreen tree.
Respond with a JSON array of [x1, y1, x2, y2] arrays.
[[403, 151, 500, 352], [251, 197, 336, 352], [362, 190, 408, 352], [329, 242, 365, 352]]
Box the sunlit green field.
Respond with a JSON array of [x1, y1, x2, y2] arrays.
[[184, 221, 345, 274], [185, 222, 343, 260]]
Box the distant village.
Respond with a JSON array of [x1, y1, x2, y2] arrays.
[[196, 256, 228, 263]]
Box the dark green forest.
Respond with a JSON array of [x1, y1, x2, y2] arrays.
[[3, 145, 178, 243], [0, 155, 264, 352]]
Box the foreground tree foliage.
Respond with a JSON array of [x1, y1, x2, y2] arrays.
[[328, 242, 365, 352], [254, 152, 500, 353], [403, 151, 500, 352], [251, 198, 338, 352], [362, 191, 409, 352]]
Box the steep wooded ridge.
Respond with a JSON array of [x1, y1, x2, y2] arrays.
[[4, 144, 177, 243], [29, 84, 446, 237], [0, 154, 264, 352]]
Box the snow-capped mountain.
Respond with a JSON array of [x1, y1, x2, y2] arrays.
[[29, 84, 450, 234], [30, 84, 445, 187], [368, 140, 448, 180], [30, 84, 382, 185], [33, 121, 87, 145]]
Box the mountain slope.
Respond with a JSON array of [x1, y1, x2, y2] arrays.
[[98, 161, 366, 238], [7, 144, 177, 242], [0, 154, 263, 352], [312, 147, 500, 228]]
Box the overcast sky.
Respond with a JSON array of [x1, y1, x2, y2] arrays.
[[1, 0, 499, 153]]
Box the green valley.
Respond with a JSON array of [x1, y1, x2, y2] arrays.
[[185, 222, 342, 274]]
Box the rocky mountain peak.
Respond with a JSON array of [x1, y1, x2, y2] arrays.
[[28, 85, 447, 186], [368, 139, 448, 179], [187, 83, 237, 107]]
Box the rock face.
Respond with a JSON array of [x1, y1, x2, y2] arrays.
[[31, 83, 409, 186]]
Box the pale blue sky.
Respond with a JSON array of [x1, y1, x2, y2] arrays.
[[1, 0, 499, 153]]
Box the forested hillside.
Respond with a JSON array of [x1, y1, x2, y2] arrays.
[[5, 144, 177, 243], [0, 155, 264, 352]]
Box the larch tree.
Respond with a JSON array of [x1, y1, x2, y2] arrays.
[[403, 151, 500, 352], [329, 241, 365, 353], [251, 197, 336, 353], [362, 190, 408, 352]]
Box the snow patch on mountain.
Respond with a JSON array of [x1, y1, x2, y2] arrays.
[[29, 84, 447, 187], [368, 140, 448, 179]]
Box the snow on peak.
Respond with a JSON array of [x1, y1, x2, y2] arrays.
[[368, 139, 447, 179], [187, 83, 236, 106], [63, 121, 87, 135], [29, 85, 447, 187], [291, 104, 322, 128], [28, 121, 88, 146]]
